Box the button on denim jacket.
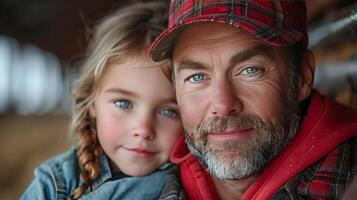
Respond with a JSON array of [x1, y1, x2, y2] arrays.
[[21, 148, 173, 200]]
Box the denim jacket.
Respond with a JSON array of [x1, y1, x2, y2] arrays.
[[21, 148, 174, 200]]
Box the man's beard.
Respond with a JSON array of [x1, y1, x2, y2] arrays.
[[183, 76, 301, 180]]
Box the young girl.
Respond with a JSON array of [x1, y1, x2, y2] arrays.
[[21, 1, 183, 199]]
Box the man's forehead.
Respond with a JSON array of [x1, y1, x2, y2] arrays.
[[173, 22, 272, 60], [177, 22, 251, 44]]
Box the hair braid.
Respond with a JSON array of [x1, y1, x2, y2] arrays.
[[68, 114, 102, 200]]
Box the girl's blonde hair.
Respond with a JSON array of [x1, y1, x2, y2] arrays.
[[68, 1, 168, 199]]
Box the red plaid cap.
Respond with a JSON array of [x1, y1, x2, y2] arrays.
[[150, 0, 308, 61]]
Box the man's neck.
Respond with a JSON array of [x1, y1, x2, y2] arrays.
[[211, 174, 259, 200]]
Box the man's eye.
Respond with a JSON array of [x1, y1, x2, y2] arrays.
[[115, 100, 132, 109], [187, 74, 207, 83], [159, 108, 178, 118], [241, 66, 263, 76]]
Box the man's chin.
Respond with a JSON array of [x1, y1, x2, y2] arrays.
[[208, 146, 259, 164], [186, 142, 262, 179], [202, 150, 264, 180]]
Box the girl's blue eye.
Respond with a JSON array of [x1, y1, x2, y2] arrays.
[[159, 108, 177, 118], [115, 100, 132, 109], [188, 74, 207, 83]]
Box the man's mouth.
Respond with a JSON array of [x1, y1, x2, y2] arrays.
[[209, 128, 254, 140]]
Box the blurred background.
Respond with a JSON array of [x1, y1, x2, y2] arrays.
[[0, 0, 357, 199]]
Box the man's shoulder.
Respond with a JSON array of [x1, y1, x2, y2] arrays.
[[349, 137, 357, 175], [304, 91, 357, 139], [298, 140, 354, 198], [316, 92, 357, 125], [273, 140, 354, 199]]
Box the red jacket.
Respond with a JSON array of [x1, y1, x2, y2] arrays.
[[171, 91, 357, 200]]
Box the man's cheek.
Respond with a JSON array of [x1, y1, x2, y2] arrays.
[[179, 94, 208, 128]]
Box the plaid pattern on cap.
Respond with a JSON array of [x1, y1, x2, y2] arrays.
[[150, 0, 308, 61]]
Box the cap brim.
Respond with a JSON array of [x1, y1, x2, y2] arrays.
[[150, 23, 186, 62]]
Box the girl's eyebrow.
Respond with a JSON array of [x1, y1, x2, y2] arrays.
[[104, 88, 137, 98], [105, 88, 178, 104]]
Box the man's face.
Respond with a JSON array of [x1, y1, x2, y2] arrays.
[[172, 23, 301, 180]]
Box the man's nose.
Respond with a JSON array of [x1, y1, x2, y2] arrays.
[[209, 78, 243, 117], [132, 117, 155, 140]]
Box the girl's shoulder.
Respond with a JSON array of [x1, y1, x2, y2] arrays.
[[37, 147, 80, 180], [41, 147, 79, 169], [38, 147, 81, 189], [20, 148, 80, 200]]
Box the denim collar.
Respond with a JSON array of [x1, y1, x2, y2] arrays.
[[90, 153, 112, 191], [89, 153, 173, 191]]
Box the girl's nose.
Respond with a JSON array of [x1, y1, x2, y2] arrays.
[[132, 118, 155, 140]]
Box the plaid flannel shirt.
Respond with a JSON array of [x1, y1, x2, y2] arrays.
[[158, 139, 356, 200], [272, 140, 353, 200]]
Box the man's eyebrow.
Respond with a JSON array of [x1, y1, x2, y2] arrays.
[[164, 98, 178, 104], [175, 60, 206, 74], [229, 44, 273, 66], [175, 44, 273, 74]]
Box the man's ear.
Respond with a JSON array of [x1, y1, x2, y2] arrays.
[[298, 50, 316, 102]]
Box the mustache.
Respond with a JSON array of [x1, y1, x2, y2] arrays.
[[196, 114, 267, 136]]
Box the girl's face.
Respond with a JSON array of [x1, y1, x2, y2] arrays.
[[90, 52, 182, 176]]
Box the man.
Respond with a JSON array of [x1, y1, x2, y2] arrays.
[[150, 0, 357, 199]]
